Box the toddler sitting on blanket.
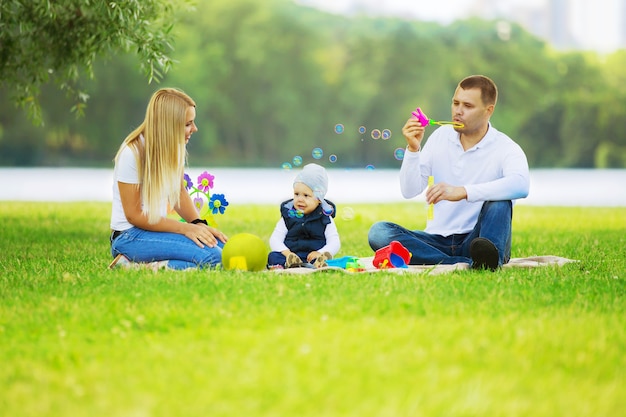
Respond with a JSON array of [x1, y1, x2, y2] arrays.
[[267, 163, 340, 269]]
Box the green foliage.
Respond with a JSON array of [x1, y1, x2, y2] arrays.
[[1, 0, 626, 168], [0, 202, 625, 416], [0, 0, 192, 124]]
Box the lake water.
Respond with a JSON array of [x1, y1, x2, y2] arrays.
[[1, 167, 625, 206]]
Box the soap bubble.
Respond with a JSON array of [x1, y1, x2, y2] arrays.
[[281, 162, 292, 170], [341, 206, 355, 221], [288, 208, 304, 218], [371, 129, 381, 140], [329, 154, 338, 163], [334, 124, 344, 134], [366, 164, 375, 170], [312, 147, 323, 159], [358, 126, 367, 134], [382, 129, 392, 140], [292, 155, 303, 166], [394, 148, 405, 160]]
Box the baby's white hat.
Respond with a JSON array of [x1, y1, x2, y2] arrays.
[[294, 163, 333, 214]]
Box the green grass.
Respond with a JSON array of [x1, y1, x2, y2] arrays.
[[1, 202, 625, 417]]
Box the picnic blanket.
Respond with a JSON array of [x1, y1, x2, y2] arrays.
[[272, 255, 577, 275]]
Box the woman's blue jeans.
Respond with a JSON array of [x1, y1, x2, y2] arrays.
[[368, 201, 512, 266], [111, 227, 223, 270]]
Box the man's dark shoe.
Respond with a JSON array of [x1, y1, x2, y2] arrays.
[[470, 238, 499, 271]]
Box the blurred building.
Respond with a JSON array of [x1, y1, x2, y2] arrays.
[[472, 0, 626, 53], [296, 0, 626, 53]]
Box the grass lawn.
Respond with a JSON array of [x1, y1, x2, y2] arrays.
[[0, 202, 624, 417]]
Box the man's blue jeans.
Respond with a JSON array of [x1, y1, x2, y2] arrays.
[[368, 201, 512, 266], [111, 227, 223, 270]]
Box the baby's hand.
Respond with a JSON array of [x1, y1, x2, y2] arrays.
[[307, 251, 321, 263]]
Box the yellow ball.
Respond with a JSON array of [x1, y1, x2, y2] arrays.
[[221, 233, 269, 271]]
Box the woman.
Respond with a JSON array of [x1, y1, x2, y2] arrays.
[[109, 88, 227, 270]]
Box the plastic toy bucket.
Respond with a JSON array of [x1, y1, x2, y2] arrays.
[[373, 241, 411, 269]]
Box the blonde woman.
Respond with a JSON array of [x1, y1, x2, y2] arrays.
[[109, 88, 227, 269]]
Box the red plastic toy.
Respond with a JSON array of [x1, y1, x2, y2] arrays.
[[373, 241, 412, 269]]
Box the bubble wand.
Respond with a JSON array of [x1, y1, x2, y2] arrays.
[[412, 107, 464, 128], [427, 175, 434, 220]]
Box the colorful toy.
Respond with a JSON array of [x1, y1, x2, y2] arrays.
[[221, 233, 269, 271], [326, 256, 362, 269], [372, 241, 412, 269], [170, 171, 230, 228], [411, 107, 464, 128]]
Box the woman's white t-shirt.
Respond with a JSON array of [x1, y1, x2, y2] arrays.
[[110, 145, 140, 231], [110, 142, 170, 231]]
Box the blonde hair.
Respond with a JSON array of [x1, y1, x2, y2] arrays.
[[115, 88, 196, 224]]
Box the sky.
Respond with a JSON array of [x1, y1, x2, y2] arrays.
[[568, 0, 622, 52], [296, 0, 624, 53]]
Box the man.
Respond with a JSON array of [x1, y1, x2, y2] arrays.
[[368, 75, 529, 270]]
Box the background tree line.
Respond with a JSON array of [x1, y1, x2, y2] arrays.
[[1, 0, 625, 169]]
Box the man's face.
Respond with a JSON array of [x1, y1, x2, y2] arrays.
[[451, 87, 494, 135]]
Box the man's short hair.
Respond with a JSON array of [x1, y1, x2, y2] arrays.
[[459, 75, 498, 106]]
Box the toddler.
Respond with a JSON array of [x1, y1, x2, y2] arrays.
[[268, 163, 340, 268]]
